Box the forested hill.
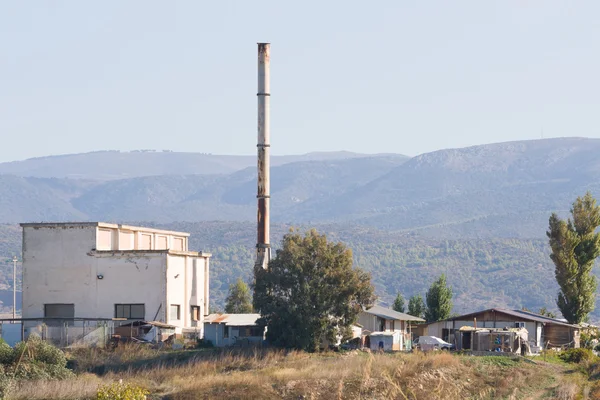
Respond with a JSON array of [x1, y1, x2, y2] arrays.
[[0, 222, 593, 320]]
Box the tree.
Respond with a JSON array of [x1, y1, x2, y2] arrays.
[[392, 293, 405, 313], [537, 307, 557, 319], [408, 294, 426, 319], [225, 278, 253, 314], [547, 192, 600, 324], [253, 229, 375, 352], [425, 274, 453, 322], [522, 306, 558, 319]]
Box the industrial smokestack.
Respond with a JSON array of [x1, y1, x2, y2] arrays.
[[256, 43, 271, 270]]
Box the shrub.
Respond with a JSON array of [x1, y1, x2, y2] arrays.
[[558, 348, 595, 364], [196, 338, 214, 348], [0, 342, 14, 364], [0, 338, 74, 381], [96, 382, 149, 400], [18, 337, 68, 367]]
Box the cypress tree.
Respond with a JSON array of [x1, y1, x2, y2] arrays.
[[392, 293, 406, 313], [547, 192, 600, 324], [425, 274, 453, 322]]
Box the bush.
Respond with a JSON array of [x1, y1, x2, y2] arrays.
[[16, 337, 68, 367], [0, 342, 14, 364], [96, 382, 149, 400], [0, 338, 74, 381], [196, 338, 214, 349], [558, 348, 595, 364]]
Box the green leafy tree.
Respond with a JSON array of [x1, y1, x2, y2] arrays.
[[225, 278, 253, 313], [253, 229, 375, 352], [408, 294, 426, 319], [425, 274, 453, 322], [547, 192, 600, 324], [392, 293, 405, 313]]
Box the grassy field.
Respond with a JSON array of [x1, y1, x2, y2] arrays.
[[3, 344, 598, 400]]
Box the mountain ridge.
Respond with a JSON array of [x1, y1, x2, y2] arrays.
[[0, 138, 599, 239]]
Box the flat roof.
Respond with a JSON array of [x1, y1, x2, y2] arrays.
[[20, 222, 191, 237]]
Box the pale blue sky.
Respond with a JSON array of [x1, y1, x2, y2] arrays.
[[1, 1, 599, 162]]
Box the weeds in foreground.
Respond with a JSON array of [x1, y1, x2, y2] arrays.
[[6, 348, 579, 400]]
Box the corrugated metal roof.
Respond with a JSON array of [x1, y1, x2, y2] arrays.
[[432, 308, 578, 328], [205, 313, 262, 326], [363, 305, 426, 322]]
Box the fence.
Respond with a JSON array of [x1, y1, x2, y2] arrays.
[[0, 318, 132, 348]]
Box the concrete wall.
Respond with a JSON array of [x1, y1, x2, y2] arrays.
[[93, 252, 167, 322], [22, 224, 209, 334], [95, 224, 189, 252], [166, 255, 208, 334], [22, 225, 168, 321], [23, 225, 99, 318]]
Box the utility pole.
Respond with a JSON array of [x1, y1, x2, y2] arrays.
[[12, 256, 17, 321]]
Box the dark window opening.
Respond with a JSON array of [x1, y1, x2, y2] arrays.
[[44, 303, 75, 327], [442, 328, 450, 342], [115, 304, 145, 319]]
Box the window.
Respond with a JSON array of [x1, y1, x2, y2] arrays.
[[115, 304, 145, 319], [239, 327, 263, 337], [442, 328, 450, 342], [223, 325, 229, 338], [191, 306, 200, 321], [44, 304, 74, 318], [44, 303, 75, 327], [170, 304, 181, 320]]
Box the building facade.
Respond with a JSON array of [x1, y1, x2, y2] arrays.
[[21, 222, 210, 334]]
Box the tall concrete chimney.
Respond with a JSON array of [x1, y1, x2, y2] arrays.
[[256, 43, 271, 270]]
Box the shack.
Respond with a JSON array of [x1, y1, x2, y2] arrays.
[[458, 326, 528, 354], [425, 308, 579, 350], [369, 331, 401, 351], [203, 314, 265, 347]]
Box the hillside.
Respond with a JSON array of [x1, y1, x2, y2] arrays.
[[288, 137, 600, 237], [73, 156, 406, 223], [0, 150, 403, 181], [0, 138, 598, 238]]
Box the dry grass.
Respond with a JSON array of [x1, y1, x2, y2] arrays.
[[3, 346, 593, 400]]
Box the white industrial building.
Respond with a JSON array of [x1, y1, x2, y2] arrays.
[[21, 222, 211, 335]]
